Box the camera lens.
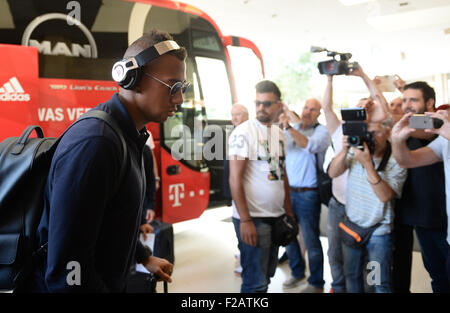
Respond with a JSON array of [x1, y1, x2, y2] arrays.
[[348, 136, 360, 146]]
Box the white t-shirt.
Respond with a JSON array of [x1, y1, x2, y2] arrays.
[[330, 125, 348, 205], [428, 135, 450, 244], [228, 119, 287, 219]]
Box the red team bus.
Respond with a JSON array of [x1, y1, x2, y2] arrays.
[[0, 0, 264, 224]]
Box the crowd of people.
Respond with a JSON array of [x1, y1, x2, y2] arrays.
[[21, 27, 449, 294], [228, 65, 450, 293]]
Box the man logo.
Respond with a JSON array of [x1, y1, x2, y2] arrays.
[[21, 13, 98, 58], [0, 77, 31, 102]]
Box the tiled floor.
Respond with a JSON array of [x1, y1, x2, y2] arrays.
[[156, 206, 432, 293]]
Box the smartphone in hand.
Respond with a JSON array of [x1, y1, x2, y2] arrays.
[[409, 114, 443, 129], [376, 75, 396, 92]]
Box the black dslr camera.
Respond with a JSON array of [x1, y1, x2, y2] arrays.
[[341, 108, 375, 154], [311, 46, 359, 75]]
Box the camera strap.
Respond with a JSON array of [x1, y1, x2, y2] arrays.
[[375, 141, 391, 172]]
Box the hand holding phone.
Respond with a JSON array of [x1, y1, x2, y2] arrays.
[[375, 75, 396, 92], [409, 114, 443, 129]]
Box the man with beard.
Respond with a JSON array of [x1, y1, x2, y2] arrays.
[[391, 81, 449, 293], [278, 99, 331, 293], [228, 80, 294, 293]]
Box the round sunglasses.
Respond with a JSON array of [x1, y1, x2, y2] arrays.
[[145, 72, 190, 96]]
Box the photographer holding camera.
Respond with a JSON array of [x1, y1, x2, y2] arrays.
[[328, 120, 407, 293], [319, 63, 392, 293], [391, 82, 450, 293]]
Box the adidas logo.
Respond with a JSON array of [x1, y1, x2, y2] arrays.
[[0, 77, 31, 102]]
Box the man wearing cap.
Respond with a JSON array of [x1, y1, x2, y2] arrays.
[[26, 29, 186, 292]]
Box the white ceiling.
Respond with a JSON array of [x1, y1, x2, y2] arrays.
[[180, 0, 450, 81]]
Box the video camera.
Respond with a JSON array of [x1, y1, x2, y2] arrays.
[[341, 108, 375, 154], [311, 46, 359, 75]]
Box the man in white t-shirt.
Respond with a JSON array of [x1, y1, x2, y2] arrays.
[[228, 80, 294, 293], [391, 109, 450, 287]]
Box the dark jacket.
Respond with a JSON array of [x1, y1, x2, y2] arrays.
[[142, 144, 156, 218], [395, 136, 447, 229], [32, 93, 151, 292], [140, 144, 156, 226]]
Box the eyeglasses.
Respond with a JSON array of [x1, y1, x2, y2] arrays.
[[145, 72, 190, 96], [254, 100, 278, 108]]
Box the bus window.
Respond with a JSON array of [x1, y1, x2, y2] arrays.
[[195, 56, 233, 120], [227, 46, 264, 118], [162, 56, 207, 170], [192, 30, 221, 52]]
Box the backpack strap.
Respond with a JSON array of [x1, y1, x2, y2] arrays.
[[76, 110, 128, 190], [53, 110, 128, 191], [33, 110, 128, 261]]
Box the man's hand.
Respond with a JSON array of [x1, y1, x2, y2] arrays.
[[278, 112, 290, 129], [282, 104, 301, 124], [140, 223, 154, 240], [352, 142, 373, 168], [425, 110, 450, 140], [143, 256, 173, 283], [391, 112, 416, 143], [347, 63, 364, 77], [240, 221, 258, 246], [342, 135, 351, 152], [146, 209, 155, 224], [393, 74, 406, 92]]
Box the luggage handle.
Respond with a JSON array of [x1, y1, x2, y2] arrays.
[[11, 126, 44, 155]]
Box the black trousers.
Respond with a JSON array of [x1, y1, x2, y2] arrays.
[[392, 222, 450, 293]]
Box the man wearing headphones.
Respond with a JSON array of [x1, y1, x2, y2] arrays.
[[26, 29, 187, 292]]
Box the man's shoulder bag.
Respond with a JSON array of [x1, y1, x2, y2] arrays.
[[272, 214, 299, 247], [338, 217, 381, 249]]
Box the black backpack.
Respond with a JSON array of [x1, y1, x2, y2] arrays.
[[0, 110, 127, 292]]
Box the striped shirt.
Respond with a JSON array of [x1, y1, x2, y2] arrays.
[[344, 150, 407, 236]]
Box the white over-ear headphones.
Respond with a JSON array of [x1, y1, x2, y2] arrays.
[[112, 40, 180, 90]]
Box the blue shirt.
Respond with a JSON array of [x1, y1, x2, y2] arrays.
[[34, 93, 150, 292], [285, 122, 330, 188]]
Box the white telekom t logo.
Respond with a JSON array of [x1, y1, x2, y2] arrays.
[[169, 183, 185, 207]]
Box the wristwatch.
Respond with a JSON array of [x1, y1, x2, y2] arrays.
[[155, 176, 161, 182]]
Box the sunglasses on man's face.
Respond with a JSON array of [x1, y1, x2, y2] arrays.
[[145, 72, 191, 96], [254, 100, 278, 108]]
